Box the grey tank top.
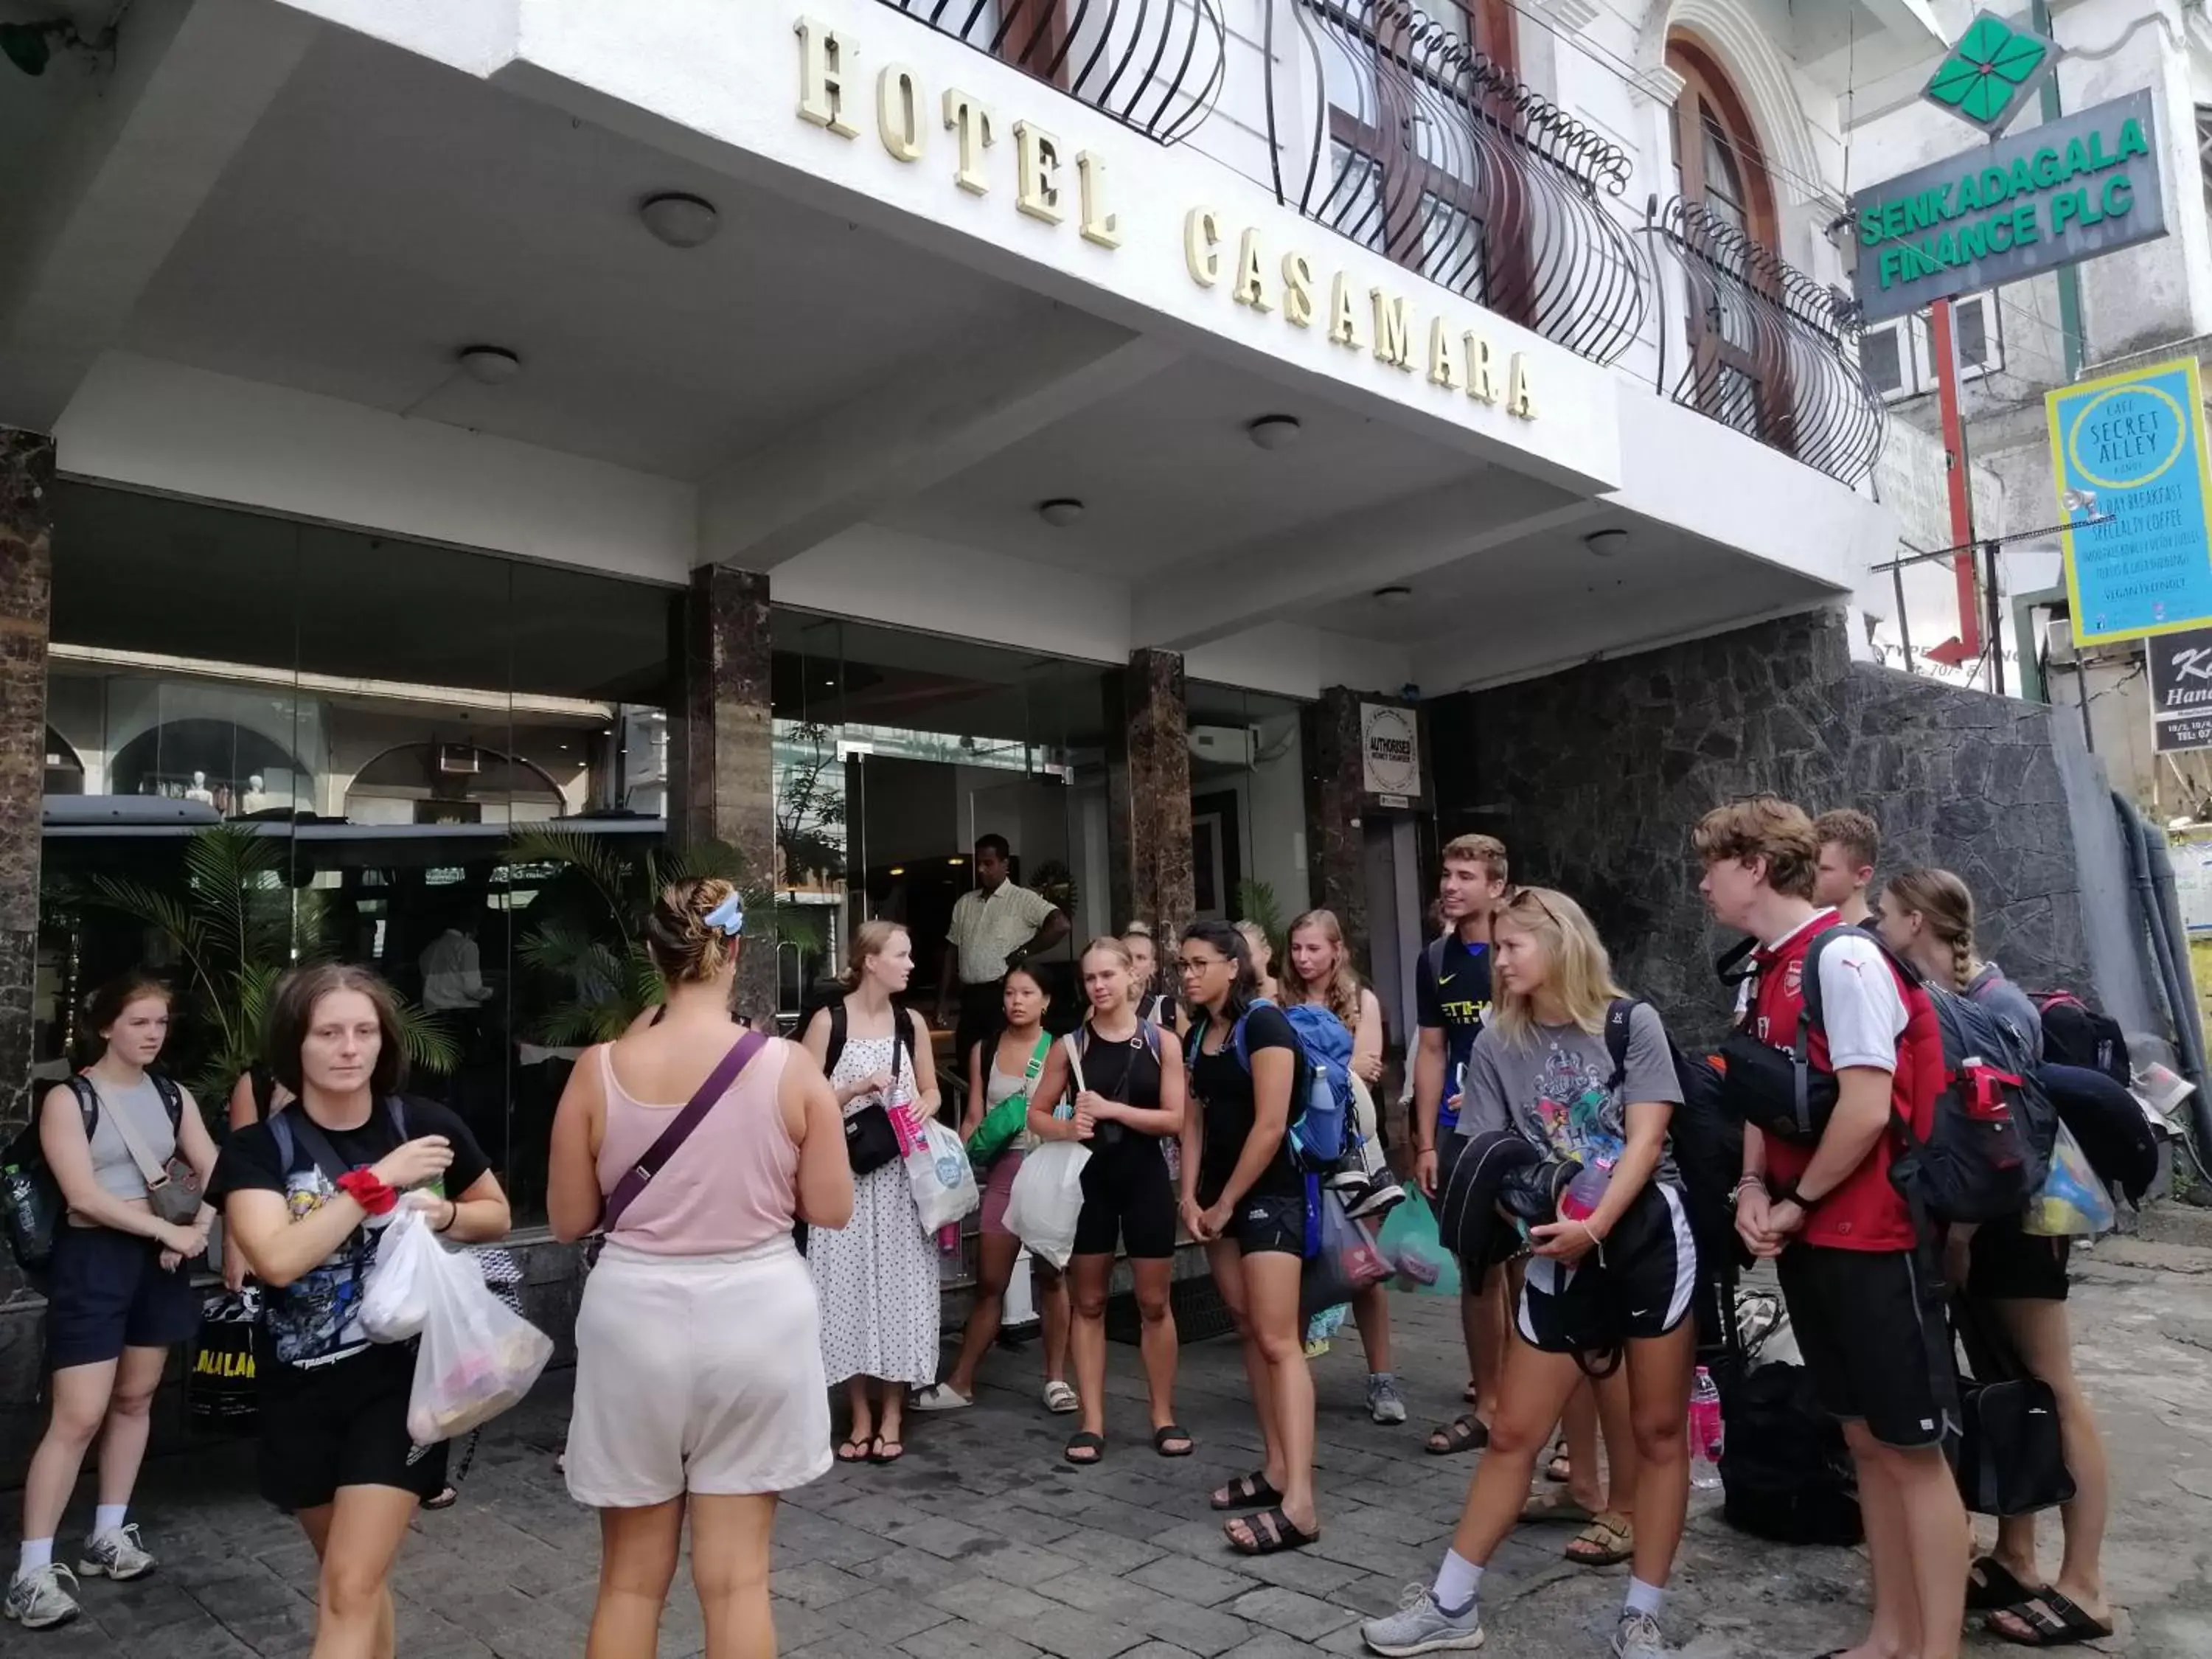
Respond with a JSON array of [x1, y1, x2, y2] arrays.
[[80, 1076, 178, 1203]]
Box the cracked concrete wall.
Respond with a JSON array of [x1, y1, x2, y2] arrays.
[[1431, 608, 2094, 1041]]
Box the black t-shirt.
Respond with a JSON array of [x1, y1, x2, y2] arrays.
[[1415, 933, 1494, 1133], [209, 1096, 490, 1379], [1190, 1002, 1303, 1201], [1073, 1021, 1166, 1172]]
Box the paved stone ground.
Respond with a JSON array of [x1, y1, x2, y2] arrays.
[[7, 1250, 2212, 1658]]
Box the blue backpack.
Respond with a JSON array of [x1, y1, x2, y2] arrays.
[[1211, 1001, 1354, 1169]]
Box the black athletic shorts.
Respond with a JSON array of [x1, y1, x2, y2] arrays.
[[1197, 1175, 1307, 1258], [259, 1343, 450, 1512], [1966, 1214, 2070, 1303], [1517, 1183, 1698, 1355], [46, 1224, 200, 1371], [1073, 1140, 1177, 1260], [1778, 1242, 1960, 1450]]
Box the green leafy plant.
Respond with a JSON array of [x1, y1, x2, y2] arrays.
[[74, 825, 459, 1103], [507, 827, 827, 1044], [1235, 877, 1287, 977]]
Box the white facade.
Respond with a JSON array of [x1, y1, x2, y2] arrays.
[[0, 0, 1933, 704]]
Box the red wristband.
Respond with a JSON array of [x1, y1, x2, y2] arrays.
[[335, 1169, 397, 1215]]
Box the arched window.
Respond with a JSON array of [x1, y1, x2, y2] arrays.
[[1667, 33, 1784, 441]]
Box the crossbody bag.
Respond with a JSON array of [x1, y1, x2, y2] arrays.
[[101, 1082, 204, 1226], [843, 1036, 908, 1177]]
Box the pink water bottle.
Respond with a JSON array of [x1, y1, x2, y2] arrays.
[[1557, 1160, 1610, 1223], [1688, 1366, 1723, 1490]]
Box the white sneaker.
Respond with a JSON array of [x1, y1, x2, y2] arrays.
[[1610, 1610, 1668, 1658], [1362, 1585, 1485, 1655], [77, 1524, 153, 1582], [4, 1565, 81, 1630]]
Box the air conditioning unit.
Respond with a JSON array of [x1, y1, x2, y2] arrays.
[[1187, 725, 1255, 767], [437, 742, 483, 776], [2043, 616, 2076, 665]]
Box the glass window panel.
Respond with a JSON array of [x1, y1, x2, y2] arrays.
[[1186, 685, 1310, 977], [1862, 326, 1905, 395], [1956, 300, 1991, 368]]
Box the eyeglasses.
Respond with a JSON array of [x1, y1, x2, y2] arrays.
[[1506, 888, 1565, 929], [1176, 956, 1225, 974]]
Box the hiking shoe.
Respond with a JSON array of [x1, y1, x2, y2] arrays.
[[1368, 1372, 1409, 1425], [4, 1565, 81, 1630], [78, 1525, 153, 1581], [1610, 1610, 1667, 1658], [1362, 1585, 1484, 1655], [1345, 1170, 1407, 1220]]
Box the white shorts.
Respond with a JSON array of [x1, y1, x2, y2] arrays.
[[566, 1237, 832, 1506]]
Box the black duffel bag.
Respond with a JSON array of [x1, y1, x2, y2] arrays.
[[1719, 1361, 1863, 1546], [186, 1290, 261, 1436]]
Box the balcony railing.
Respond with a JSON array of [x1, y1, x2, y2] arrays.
[[874, 0, 1227, 144], [1263, 0, 1647, 366], [1644, 197, 1886, 487]]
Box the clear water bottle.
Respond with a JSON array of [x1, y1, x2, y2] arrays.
[[1688, 1366, 1724, 1491], [1557, 1160, 1611, 1222]]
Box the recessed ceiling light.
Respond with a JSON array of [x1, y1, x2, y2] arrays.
[[457, 345, 522, 386], [1372, 585, 1413, 605], [1583, 529, 1630, 558], [1038, 498, 1085, 527], [639, 192, 720, 248], [1248, 414, 1302, 451]]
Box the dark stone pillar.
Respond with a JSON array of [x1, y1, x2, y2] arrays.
[[1303, 686, 1370, 973], [669, 566, 776, 1023], [1106, 649, 1194, 943], [0, 431, 53, 1140]]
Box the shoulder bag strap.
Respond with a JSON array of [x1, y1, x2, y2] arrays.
[[1602, 999, 1638, 1093], [1064, 1029, 1089, 1097], [101, 1082, 181, 1191], [66, 1074, 99, 1139], [824, 1001, 849, 1079], [150, 1073, 185, 1131], [281, 1111, 360, 1190], [602, 1031, 768, 1232]]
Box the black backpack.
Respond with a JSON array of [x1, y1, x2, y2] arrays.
[[1601, 1001, 1744, 1276], [2030, 992, 2129, 1087], [1719, 1361, 1863, 1545], [1, 1073, 187, 1279]]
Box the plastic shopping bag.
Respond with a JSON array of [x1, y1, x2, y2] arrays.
[[406, 1222, 554, 1447], [907, 1118, 981, 1234], [1377, 1194, 1461, 1297], [360, 1206, 440, 1342], [2022, 1121, 2118, 1238], [1321, 1185, 1391, 1293], [1002, 1139, 1091, 1270], [186, 1289, 260, 1436]]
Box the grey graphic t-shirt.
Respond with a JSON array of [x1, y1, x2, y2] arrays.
[[1458, 1003, 1682, 1183]]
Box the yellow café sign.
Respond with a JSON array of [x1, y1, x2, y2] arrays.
[[794, 15, 1536, 422]]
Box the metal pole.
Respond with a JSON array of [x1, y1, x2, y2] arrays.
[[2074, 655, 2096, 754], [1983, 539, 2006, 696], [1893, 558, 1916, 672], [1930, 297, 1981, 655], [2030, 0, 2086, 382]]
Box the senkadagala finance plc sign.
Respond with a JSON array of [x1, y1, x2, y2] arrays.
[[1851, 88, 2167, 324]]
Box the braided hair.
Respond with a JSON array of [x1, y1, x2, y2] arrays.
[[1882, 866, 1977, 991]]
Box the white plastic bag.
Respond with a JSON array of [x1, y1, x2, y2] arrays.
[[907, 1118, 981, 1234], [404, 1222, 555, 1447], [359, 1206, 439, 1342], [1002, 1139, 1090, 1269]]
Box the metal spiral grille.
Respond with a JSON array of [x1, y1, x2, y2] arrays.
[[1267, 0, 1647, 366], [876, 0, 1228, 144], [1646, 197, 1886, 487]]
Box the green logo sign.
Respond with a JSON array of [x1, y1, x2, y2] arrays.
[[1922, 9, 2057, 136]]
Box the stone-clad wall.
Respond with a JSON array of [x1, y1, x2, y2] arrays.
[[1431, 608, 2094, 1040]]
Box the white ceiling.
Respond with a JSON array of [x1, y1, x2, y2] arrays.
[[877, 357, 1484, 575], [122, 27, 1045, 479]]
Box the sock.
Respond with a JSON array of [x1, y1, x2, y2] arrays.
[[93, 1506, 127, 1536], [1432, 1551, 1483, 1613], [1624, 1578, 1664, 1619], [17, 1540, 52, 1579]]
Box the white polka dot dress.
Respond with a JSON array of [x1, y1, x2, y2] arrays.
[[810, 1034, 942, 1388]]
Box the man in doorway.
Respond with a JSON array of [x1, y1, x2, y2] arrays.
[[937, 834, 1070, 1071], [1411, 834, 1510, 1456], [1813, 807, 1880, 928], [1698, 797, 1966, 1659]]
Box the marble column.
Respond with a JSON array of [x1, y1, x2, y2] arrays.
[[0, 431, 52, 1140], [1303, 686, 1371, 975], [1106, 648, 1194, 944], [668, 565, 777, 1023]]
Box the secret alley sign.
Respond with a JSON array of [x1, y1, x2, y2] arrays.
[[794, 15, 1539, 423]]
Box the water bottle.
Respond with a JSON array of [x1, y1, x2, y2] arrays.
[[1688, 1366, 1724, 1491], [1557, 1160, 1611, 1222]]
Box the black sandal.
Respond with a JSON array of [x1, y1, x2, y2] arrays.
[[835, 1436, 871, 1463], [1969, 1557, 2044, 1612], [1426, 1414, 1489, 1455], [1063, 1430, 1105, 1467], [1209, 1470, 1281, 1510], [1152, 1425, 1194, 1458], [868, 1435, 905, 1465], [1988, 1591, 2115, 1647], [1544, 1438, 1572, 1483], [1223, 1505, 1318, 1556], [422, 1486, 459, 1512]]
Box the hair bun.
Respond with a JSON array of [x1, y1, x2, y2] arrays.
[[645, 877, 742, 986]]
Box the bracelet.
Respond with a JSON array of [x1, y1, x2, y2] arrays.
[[1731, 1174, 1766, 1206], [335, 1169, 397, 1216], [434, 1197, 458, 1234], [1576, 1219, 1606, 1267]]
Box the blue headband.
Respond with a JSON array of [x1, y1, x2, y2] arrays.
[[703, 894, 745, 936]]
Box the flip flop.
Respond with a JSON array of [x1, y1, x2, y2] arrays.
[[422, 1487, 459, 1512], [1063, 1431, 1105, 1467], [1519, 1487, 1596, 1526], [867, 1435, 905, 1465], [1211, 1470, 1282, 1511], [1987, 1590, 2116, 1647], [1969, 1556, 2045, 1612], [1564, 1512, 1633, 1566], [1426, 1414, 1489, 1455], [835, 1437, 871, 1463], [1151, 1425, 1194, 1458], [1224, 1505, 1319, 1556], [1544, 1438, 1572, 1483]]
